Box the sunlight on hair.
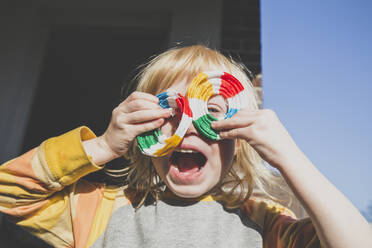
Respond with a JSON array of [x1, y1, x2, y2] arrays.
[[123, 45, 296, 210]]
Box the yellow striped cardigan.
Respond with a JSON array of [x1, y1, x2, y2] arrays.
[[0, 127, 321, 248]]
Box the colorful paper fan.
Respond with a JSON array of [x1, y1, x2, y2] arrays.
[[137, 71, 249, 156]]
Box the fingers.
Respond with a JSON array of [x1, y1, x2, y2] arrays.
[[126, 108, 171, 124], [211, 109, 259, 140], [122, 99, 163, 113], [111, 91, 172, 137], [211, 112, 256, 130], [126, 91, 159, 103], [132, 118, 166, 134], [118, 91, 159, 110], [118, 91, 165, 114], [218, 128, 245, 139]]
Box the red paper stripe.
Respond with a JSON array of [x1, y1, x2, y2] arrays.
[[176, 94, 193, 118], [219, 72, 244, 98]]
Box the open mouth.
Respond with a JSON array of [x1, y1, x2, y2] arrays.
[[170, 148, 207, 173]]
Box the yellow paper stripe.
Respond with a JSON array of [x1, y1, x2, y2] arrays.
[[154, 135, 182, 157], [187, 72, 214, 101]]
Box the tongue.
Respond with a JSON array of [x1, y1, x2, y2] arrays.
[[177, 154, 201, 173]]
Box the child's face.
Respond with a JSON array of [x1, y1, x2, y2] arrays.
[[151, 76, 236, 198]]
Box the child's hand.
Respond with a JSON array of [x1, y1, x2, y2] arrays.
[[212, 109, 372, 248], [211, 109, 302, 169], [84, 92, 172, 165], [102, 91, 172, 157]]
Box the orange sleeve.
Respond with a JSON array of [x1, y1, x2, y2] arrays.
[[0, 126, 106, 248], [241, 198, 324, 248]]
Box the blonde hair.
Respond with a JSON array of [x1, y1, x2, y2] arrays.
[[124, 45, 295, 209]]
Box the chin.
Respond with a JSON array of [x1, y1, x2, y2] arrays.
[[165, 178, 214, 199], [170, 189, 205, 199]]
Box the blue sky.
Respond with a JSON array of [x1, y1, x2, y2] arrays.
[[261, 0, 372, 212]]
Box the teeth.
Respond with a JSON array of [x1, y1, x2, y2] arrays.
[[175, 149, 198, 153]]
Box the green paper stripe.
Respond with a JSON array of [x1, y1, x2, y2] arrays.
[[137, 129, 162, 151], [193, 114, 218, 140]]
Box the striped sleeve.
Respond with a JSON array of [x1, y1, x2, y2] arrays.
[[241, 198, 324, 248], [0, 126, 105, 247]]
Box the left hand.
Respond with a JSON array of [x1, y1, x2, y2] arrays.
[[211, 109, 302, 169]]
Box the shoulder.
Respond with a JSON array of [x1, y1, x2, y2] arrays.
[[240, 197, 297, 229], [240, 197, 322, 247], [71, 181, 133, 247]]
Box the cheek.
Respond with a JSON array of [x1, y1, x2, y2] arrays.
[[151, 157, 169, 181], [218, 139, 236, 175], [160, 115, 179, 136]]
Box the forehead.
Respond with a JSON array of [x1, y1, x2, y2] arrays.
[[164, 65, 228, 95], [166, 77, 190, 95]]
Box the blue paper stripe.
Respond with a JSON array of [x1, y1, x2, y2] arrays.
[[157, 92, 170, 109], [225, 108, 238, 119]]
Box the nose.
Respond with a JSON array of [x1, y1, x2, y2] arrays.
[[185, 121, 199, 135]]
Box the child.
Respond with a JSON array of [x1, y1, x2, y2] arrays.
[[0, 45, 371, 248]]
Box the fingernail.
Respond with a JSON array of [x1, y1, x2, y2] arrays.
[[167, 108, 175, 117]]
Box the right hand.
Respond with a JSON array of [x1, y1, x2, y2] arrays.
[[84, 91, 171, 164], [103, 91, 172, 157]]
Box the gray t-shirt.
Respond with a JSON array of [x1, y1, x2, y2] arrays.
[[92, 198, 263, 248]]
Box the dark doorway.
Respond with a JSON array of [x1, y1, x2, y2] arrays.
[[22, 26, 169, 152], [0, 26, 168, 248]]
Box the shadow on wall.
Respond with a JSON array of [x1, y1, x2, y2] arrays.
[[22, 26, 168, 153], [1, 23, 169, 248]]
